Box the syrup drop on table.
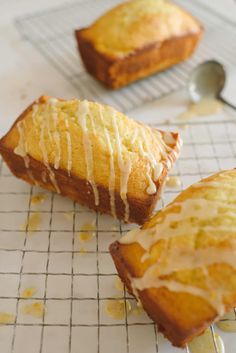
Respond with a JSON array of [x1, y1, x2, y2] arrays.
[[177, 98, 223, 121], [63, 212, 74, 221], [188, 328, 225, 353], [21, 287, 37, 298], [78, 222, 96, 242], [31, 193, 46, 205], [217, 311, 236, 332], [21, 302, 45, 318], [0, 312, 15, 324], [105, 300, 131, 320], [114, 277, 124, 291], [79, 247, 87, 255], [21, 213, 42, 233], [132, 301, 144, 316]]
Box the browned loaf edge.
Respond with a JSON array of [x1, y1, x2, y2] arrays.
[[75, 30, 203, 89], [0, 98, 180, 225], [109, 241, 219, 347]]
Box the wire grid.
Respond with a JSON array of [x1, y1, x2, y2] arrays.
[[15, 0, 236, 112], [0, 112, 236, 353]]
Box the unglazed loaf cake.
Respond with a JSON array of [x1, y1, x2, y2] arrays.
[[75, 0, 203, 89], [0, 96, 181, 224], [110, 170, 236, 346]]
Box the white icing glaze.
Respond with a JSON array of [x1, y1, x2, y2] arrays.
[[31, 104, 39, 126], [64, 118, 72, 175], [14, 121, 38, 185], [138, 125, 177, 194], [41, 171, 47, 183], [132, 245, 236, 315], [48, 98, 58, 105], [130, 127, 138, 145], [53, 131, 61, 170], [39, 119, 60, 193], [14, 121, 27, 158], [194, 181, 236, 190], [48, 100, 61, 170], [99, 106, 116, 218], [111, 108, 132, 222], [77, 100, 99, 206], [146, 173, 157, 195], [120, 181, 236, 315], [120, 198, 222, 250], [66, 131, 72, 176]]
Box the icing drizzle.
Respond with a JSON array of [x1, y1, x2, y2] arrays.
[[39, 118, 60, 193], [99, 106, 116, 218], [14, 120, 37, 185], [111, 108, 132, 222], [77, 100, 99, 206], [13, 98, 179, 222], [119, 170, 236, 315]]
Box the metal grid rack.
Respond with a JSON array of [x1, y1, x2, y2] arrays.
[[15, 0, 236, 112], [0, 0, 234, 352], [0, 112, 236, 353]]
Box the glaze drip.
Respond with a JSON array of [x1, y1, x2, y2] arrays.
[[111, 108, 132, 222], [119, 170, 236, 315], [77, 100, 99, 206], [14, 120, 37, 185], [99, 106, 116, 218], [39, 118, 60, 193]]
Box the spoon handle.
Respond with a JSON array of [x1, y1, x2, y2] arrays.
[[219, 96, 236, 111]]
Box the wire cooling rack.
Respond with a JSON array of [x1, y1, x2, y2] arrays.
[[1, 0, 235, 352], [0, 108, 236, 353], [15, 0, 236, 112]]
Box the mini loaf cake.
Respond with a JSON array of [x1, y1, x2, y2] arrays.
[[0, 96, 181, 224], [75, 0, 203, 89], [110, 169, 236, 345]]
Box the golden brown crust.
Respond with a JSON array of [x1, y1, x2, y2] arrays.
[[0, 146, 162, 224], [75, 0, 203, 89], [0, 96, 181, 224], [75, 30, 203, 89], [110, 241, 216, 347]]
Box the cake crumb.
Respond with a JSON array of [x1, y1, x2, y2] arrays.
[[21, 302, 45, 318], [21, 287, 37, 298], [31, 193, 46, 205], [0, 312, 15, 324]]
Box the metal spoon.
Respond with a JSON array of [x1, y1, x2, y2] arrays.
[[188, 60, 236, 109]]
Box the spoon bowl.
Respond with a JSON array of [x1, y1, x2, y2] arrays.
[[188, 60, 226, 103]]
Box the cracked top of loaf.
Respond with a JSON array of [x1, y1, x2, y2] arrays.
[[78, 0, 202, 58]]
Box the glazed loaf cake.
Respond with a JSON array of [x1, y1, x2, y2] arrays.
[[75, 0, 203, 89], [110, 170, 236, 346], [0, 96, 181, 224]]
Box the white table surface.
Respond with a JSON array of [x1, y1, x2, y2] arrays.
[[1, 0, 236, 136], [0, 2, 236, 353]]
